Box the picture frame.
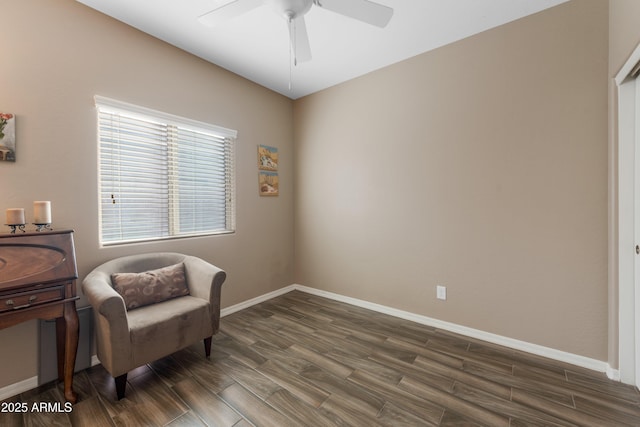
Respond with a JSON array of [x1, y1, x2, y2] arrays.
[[0, 113, 16, 162], [258, 144, 278, 171], [259, 171, 279, 196]]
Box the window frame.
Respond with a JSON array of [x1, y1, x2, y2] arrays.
[[95, 96, 237, 246]]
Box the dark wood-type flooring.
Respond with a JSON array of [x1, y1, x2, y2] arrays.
[[2, 290, 640, 426]]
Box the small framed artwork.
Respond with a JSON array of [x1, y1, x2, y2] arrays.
[[0, 113, 16, 162], [258, 144, 278, 171], [259, 171, 279, 196]]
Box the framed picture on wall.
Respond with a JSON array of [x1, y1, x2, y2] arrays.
[[259, 171, 279, 196], [0, 113, 16, 162], [258, 144, 278, 171]]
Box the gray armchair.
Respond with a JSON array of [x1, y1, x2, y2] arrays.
[[82, 252, 226, 400]]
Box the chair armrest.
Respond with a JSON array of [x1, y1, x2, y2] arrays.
[[82, 270, 126, 318], [183, 256, 226, 331], [81, 269, 132, 375], [82, 270, 128, 324]]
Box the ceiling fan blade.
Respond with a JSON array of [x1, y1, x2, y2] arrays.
[[198, 0, 263, 27], [290, 15, 312, 63], [316, 0, 393, 28]]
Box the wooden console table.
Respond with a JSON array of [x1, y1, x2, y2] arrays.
[[0, 230, 79, 403]]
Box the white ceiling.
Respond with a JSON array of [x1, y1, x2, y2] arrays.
[[75, 0, 568, 99]]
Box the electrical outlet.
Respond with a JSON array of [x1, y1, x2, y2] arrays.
[[436, 285, 447, 301]]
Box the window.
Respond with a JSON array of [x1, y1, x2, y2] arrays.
[[95, 96, 236, 245]]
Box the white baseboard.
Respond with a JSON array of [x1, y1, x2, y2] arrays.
[[221, 284, 297, 317], [0, 376, 38, 402], [91, 355, 101, 367], [607, 365, 621, 381], [0, 282, 620, 400]]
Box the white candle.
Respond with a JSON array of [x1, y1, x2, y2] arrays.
[[33, 201, 51, 224], [6, 208, 25, 225]]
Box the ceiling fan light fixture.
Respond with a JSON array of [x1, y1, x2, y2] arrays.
[[266, 0, 313, 19]]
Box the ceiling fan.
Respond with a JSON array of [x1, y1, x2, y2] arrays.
[[198, 0, 394, 64]]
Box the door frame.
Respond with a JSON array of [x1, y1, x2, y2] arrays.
[[615, 42, 640, 386]]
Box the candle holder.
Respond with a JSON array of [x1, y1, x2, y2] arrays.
[[34, 223, 53, 232], [6, 224, 26, 234]]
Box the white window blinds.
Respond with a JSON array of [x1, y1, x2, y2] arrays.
[[96, 96, 236, 245]]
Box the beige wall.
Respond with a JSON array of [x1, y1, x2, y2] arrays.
[[609, 0, 640, 76], [0, 0, 294, 388], [294, 0, 609, 360]]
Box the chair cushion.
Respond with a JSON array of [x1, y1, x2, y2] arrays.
[[127, 296, 213, 367], [111, 262, 189, 310]]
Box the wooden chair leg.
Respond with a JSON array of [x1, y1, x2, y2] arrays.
[[204, 336, 212, 358], [115, 373, 127, 400]]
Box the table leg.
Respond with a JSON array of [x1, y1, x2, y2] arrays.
[[56, 301, 79, 403]]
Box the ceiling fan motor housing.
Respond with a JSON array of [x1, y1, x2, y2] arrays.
[[266, 0, 313, 19]]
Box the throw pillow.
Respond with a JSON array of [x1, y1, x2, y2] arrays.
[[111, 263, 189, 310]]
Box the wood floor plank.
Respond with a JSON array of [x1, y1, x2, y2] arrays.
[[250, 340, 314, 373], [218, 383, 297, 427], [21, 384, 72, 427], [275, 327, 336, 354], [411, 354, 512, 400], [215, 356, 282, 400], [363, 318, 435, 345], [268, 313, 317, 334], [287, 302, 335, 323], [245, 320, 298, 349], [260, 301, 307, 320], [377, 401, 440, 427], [165, 410, 207, 426], [288, 343, 354, 379], [512, 364, 640, 409], [351, 335, 420, 364], [347, 369, 445, 425], [121, 370, 189, 426], [512, 361, 571, 384], [565, 369, 640, 403], [0, 395, 25, 427], [218, 337, 269, 369], [219, 321, 260, 346], [329, 320, 390, 345], [427, 330, 472, 349], [458, 358, 579, 408], [368, 352, 456, 393], [325, 349, 405, 384], [172, 377, 242, 427], [573, 394, 640, 426], [256, 360, 330, 408], [451, 380, 579, 427], [68, 395, 115, 427], [439, 410, 483, 426], [397, 375, 510, 427], [300, 365, 386, 417], [511, 387, 624, 427], [147, 355, 193, 389], [427, 338, 515, 376], [385, 336, 466, 369], [318, 394, 387, 427], [265, 389, 340, 427], [169, 348, 236, 395]]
